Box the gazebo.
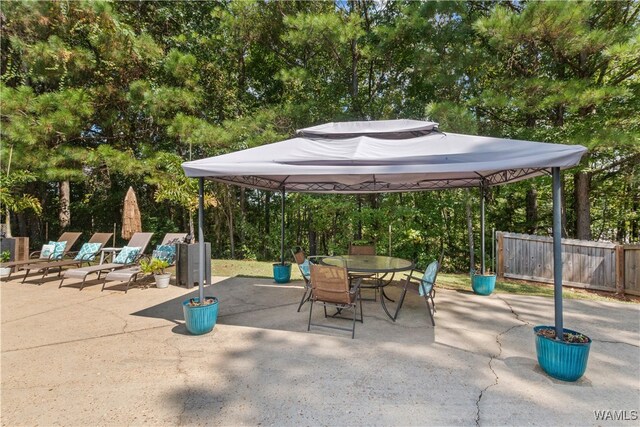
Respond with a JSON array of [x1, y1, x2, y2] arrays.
[[182, 120, 587, 341]]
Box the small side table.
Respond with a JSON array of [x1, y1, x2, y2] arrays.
[[99, 247, 121, 264]]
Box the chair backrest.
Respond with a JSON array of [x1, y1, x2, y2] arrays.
[[127, 232, 154, 254], [349, 243, 375, 256], [310, 263, 351, 304], [58, 232, 82, 252], [88, 233, 113, 247], [161, 233, 188, 245], [291, 247, 306, 265]]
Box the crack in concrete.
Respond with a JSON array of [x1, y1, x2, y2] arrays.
[[475, 296, 529, 426], [165, 338, 190, 425], [2, 323, 171, 353], [595, 339, 640, 348]]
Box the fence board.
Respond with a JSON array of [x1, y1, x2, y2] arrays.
[[498, 232, 619, 293], [625, 246, 640, 296]]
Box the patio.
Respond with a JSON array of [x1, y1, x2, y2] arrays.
[[1, 274, 638, 426]]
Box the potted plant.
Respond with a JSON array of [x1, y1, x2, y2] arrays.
[[183, 296, 219, 335], [140, 258, 171, 289], [471, 268, 496, 295], [0, 250, 11, 278], [534, 325, 591, 381]]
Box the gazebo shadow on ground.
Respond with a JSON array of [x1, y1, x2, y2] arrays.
[[131, 276, 437, 344]]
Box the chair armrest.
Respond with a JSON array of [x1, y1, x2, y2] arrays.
[[402, 269, 424, 281], [29, 250, 42, 259]]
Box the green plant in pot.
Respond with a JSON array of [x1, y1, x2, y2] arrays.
[[0, 250, 11, 278], [140, 258, 171, 289]]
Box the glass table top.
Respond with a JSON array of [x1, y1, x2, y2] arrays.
[[322, 255, 414, 273]]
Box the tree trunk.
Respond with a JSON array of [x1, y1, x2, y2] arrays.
[[264, 192, 270, 259], [228, 194, 235, 259], [355, 196, 362, 240], [574, 172, 592, 240], [188, 210, 194, 240], [525, 186, 538, 234], [4, 208, 11, 237], [465, 190, 475, 272], [59, 180, 70, 229]]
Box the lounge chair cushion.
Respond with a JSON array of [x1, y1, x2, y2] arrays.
[[39, 244, 55, 259], [113, 246, 140, 264], [40, 241, 66, 260], [152, 244, 176, 264], [419, 260, 438, 296], [52, 241, 67, 259], [74, 243, 102, 261]]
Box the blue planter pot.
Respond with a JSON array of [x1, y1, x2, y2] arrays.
[[183, 297, 219, 335], [472, 273, 496, 295], [273, 263, 291, 284], [534, 325, 591, 382]]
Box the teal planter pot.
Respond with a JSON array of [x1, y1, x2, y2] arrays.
[[183, 297, 219, 335], [472, 273, 496, 295], [273, 263, 291, 284], [534, 325, 591, 382]]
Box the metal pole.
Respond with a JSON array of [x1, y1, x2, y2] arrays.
[[552, 167, 563, 340], [480, 185, 486, 275], [388, 224, 392, 256], [280, 188, 285, 265], [198, 177, 205, 302], [492, 227, 496, 274]]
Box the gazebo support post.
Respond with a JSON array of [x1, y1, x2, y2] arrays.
[[552, 167, 563, 341], [480, 184, 486, 275], [198, 177, 205, 303], [280, 188, 285, 265]]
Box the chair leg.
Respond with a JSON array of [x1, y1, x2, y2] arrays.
[[307, 300, 314, 331], [423, 295, 435, 326], [359, 291, 364, 323], [21, 269, 31, 283], [59, 277, 65, 288], [101, 277, 107, 292], [297, 288, 310, 312], [79, 276, 87, 290], [393, 287, 408, 320], [352, 301, 356, 339]]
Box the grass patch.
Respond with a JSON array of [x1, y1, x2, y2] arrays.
[[210, 259, 636, 304]]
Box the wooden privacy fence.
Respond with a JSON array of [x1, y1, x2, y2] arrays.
[[496, 232, 640, 296]]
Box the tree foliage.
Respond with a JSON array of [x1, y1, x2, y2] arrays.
[[1, 0, 638, 268]]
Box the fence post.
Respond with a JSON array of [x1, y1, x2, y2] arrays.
[[615, 245, 625, 295], [496, 231, 504, 279]]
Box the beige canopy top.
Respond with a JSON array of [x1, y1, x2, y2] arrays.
[[182, 120, 587, 193]]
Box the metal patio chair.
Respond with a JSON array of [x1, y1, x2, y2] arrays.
[[392, 257, 442, 326], [307, 261, 363, 339]]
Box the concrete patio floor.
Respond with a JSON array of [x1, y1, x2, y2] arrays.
[[1, 271, 639, 426]]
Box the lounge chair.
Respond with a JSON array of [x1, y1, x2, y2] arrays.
[[19, 233, 113, 283], [307, 261, 363, 339], [59, 232, 153, 290], [101, 233, 188, 293], [1, 232, 82, 279]]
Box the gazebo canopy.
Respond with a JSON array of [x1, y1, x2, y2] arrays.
[[181, 120, 587, 192]]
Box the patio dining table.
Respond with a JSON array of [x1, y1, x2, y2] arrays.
[[321, 255, 414, 321]]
